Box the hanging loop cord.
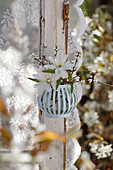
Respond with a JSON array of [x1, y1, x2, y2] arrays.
[[63, 0, 70, 54]]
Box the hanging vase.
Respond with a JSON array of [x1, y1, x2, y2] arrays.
[[37, 84, 78, 118]]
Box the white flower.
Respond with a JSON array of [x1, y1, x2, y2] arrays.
[[45, 52, 74, 79], [96, 144, 113, 159], [34, 73, 57, 95], [83, 111, 100, 127], [89, 143, 113, 159], [89, 143, 98, 153]]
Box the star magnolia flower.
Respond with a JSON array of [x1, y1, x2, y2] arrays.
[[45, 52, 74, 79], [33, 73, 57, 95]]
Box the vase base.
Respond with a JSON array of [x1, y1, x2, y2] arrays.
[[44, 112, 72, 118]]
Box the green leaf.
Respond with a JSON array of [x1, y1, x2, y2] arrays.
[[28, 78, 40, 83], [70, 83, 73, 93], [68, 71, 72, 81], [56, 77, 62, 90], [93, 34, 102, 41], [42, 69, 55, 73]]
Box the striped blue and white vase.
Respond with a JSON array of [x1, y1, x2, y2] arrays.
[[37, 84, 78, 118]]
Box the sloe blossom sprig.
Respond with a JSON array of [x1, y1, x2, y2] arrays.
[[89, 142, 113, 159]]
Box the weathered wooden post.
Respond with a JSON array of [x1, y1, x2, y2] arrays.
[[39, 0, 68, 169], [39, 0, 86, 169]]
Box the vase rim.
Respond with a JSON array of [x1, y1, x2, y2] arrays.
[[58, 84, 70, 88]]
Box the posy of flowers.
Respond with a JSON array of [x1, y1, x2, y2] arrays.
[[29, 51, 81, 95]]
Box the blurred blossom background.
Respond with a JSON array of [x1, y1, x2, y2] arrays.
[[0, 0, 113, 170]]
